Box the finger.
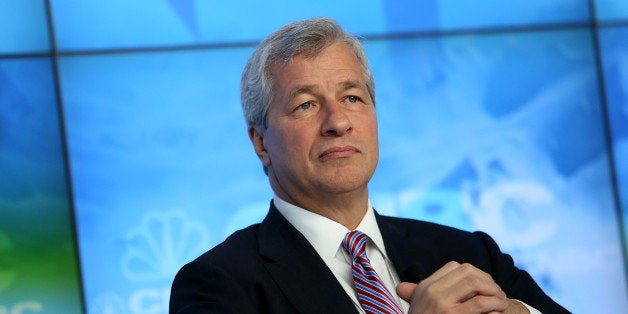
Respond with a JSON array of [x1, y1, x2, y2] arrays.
[[396, 262, 464, 305], [396, 282, 417, 301], [398, 281, 508, 314], [430, 263, 506, 304], [446, 263, 495, 286], [453, 295, 509, 313], [453, 263, 506, 299], [421, 261, 461, 285]]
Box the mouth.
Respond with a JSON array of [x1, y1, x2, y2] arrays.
[[319, 145, 360, 160]]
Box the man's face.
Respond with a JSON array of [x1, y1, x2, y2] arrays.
[[249, 42, 379, 204]]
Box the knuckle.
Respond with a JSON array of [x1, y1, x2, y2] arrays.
[[471, 296, 490, 308], [459, 262, 475, 273], [446, 260, 460, 267], [467, 275, 483, 287]]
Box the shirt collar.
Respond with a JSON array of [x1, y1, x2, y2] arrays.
[[273, 195, 389, 264]]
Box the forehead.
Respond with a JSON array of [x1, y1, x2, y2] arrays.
[[269, 42, 365, 89]]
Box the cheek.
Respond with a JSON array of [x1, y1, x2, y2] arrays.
[[266, 127, 306, 159], [366, 117, 379, 157], [366, 116, 379, 141], [284, 131, 309, 155]]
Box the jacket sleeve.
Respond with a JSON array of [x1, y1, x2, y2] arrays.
[[474, 231, 570, 313]]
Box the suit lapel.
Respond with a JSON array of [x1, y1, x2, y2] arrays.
[[258, 205, 357, 314], [376, 212, 438, 283]]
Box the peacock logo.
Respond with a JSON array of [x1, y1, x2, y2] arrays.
[[121, 211, 209, 282]]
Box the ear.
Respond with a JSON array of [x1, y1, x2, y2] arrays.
[[248, 125, 271, 167]]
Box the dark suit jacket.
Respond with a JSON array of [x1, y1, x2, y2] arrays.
[[170, 203, 568, 313]]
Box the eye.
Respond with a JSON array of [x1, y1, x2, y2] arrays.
[[296, 101, 312, 111], [346, 95, 360, 103]]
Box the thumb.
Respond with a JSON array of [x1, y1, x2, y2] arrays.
[[396, 282, 417, 302]]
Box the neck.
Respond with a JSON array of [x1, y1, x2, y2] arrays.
[[274, 187, 369, 230]]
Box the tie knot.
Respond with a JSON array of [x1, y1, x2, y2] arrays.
[[342, 230, 368, 259]]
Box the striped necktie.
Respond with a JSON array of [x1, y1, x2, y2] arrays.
[[342, 230, 404, 314]]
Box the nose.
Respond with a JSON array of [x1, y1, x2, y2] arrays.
[[321, 102, 352, 137]]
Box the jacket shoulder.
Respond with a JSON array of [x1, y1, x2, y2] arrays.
[[189, 223, 262, 268], [378, 214, 478, 240], [170, 224, 268, 313]]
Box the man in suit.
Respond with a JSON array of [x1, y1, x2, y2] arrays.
[[170, 18, 568, 313]]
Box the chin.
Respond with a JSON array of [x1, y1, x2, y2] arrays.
[[320, 172, 372, 193]]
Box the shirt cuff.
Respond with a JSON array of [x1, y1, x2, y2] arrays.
[[515, 299, 542, 314]]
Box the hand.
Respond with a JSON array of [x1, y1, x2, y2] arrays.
[[396, 261, 529, 313]]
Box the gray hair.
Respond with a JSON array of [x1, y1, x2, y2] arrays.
[[240, 17, 375, 128]]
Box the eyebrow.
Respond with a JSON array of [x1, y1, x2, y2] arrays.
[[287, 80, 366, 101], [339, 80, 365, 92], [287, 85, 317, 102]]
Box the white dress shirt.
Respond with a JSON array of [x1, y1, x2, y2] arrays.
[[273, 196, 409, 313], [272, 195, 541, 314]]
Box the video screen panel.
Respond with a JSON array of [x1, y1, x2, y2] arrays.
[[599, 26, 628, 246], [0, 0, 50, 54], [0, 58, 82, 313], [421, 0, 589, 31], [50, 0, 391, 51], [596, 0, 628, 21], [50, 0, 590, 52]]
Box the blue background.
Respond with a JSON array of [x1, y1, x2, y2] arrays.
[[1, 1, 627, 313]]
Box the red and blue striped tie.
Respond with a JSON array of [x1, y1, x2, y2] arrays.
[[342, 230, 404, 314]]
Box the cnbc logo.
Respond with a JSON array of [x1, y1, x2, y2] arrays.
[[122, 210, 209, 281], [91, 210, 209, 314]]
